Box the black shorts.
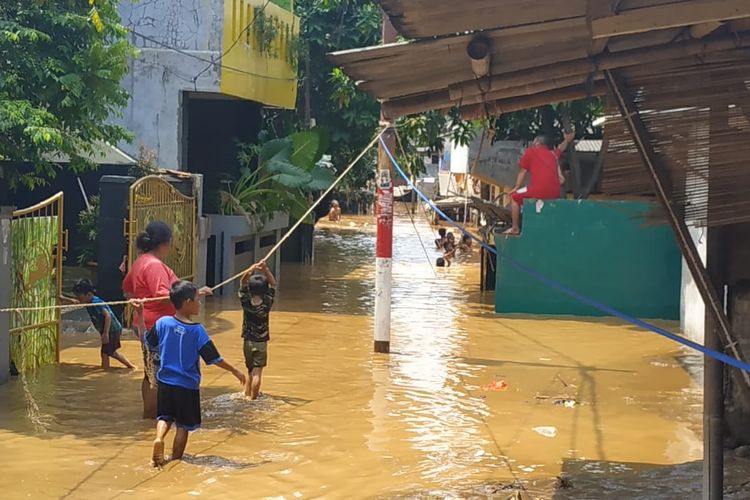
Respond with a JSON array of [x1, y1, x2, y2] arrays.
[[101, 329, 122, 356], [157, 382, 201, 431]]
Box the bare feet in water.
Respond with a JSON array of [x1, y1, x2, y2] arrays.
[[152, 438, 166, 467]]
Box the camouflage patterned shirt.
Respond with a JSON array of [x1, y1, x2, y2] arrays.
[[238, 286, 276, 342]]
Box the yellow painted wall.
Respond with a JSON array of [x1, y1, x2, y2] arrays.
[[221, 0, 298, 108]]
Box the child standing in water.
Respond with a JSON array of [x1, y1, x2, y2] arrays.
[[139, 281, 246, 466], [71, 279, 136, 370], [434, 227, 447, 249], [328, 200, 342, 222], [239, 260, 277, 400]]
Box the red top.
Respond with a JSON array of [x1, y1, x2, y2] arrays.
[[519, 145, 561, 199], [122, 253, 178, 329]]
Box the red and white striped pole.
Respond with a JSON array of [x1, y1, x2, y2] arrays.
[[374, 160, 393, 353], [374, 12, 397, 354]]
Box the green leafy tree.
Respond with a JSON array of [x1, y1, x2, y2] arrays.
[[0, 0, 135, 202], [396, 108, 478, 178], [221, 128, 335, 226], [296, 0, 382, 190], [493, 100, 604, 143], [296, 0, 480, 188]]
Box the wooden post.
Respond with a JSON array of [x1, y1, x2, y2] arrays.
[[704, 226, 724, 500], [0, 206, 13, 384], [560, 104, 582, 197], [703, 104, 730, 500], [374, 13, 397, 354]]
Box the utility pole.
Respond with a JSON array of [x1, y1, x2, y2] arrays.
[[374, 12, 397, 354]]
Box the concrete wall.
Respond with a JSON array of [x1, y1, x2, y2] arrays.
[[116, 0, 224, 168], [680, 225, 706, 343], [495, 199, 682, 319], [208, 213, 288, 295]]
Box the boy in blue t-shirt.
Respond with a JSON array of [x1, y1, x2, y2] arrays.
[[72, 279, 136, 370], [139, 280, 246, 467]]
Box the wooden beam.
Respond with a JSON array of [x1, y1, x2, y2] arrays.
[[380, 0, 588, 39], [587, 0, 623, 54], [607, 28, 686, 53], [384, 73, 599, 118], [604, 69, 750, 391], [592, 0, 750, 39], [459, 82, 607, 121], [690, 21, 724, 38], [450, 34, 750, 103]]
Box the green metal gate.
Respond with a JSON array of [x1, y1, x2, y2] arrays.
[[10, 192, 65, 372]]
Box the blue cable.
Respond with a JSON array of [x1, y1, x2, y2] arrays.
[[379, 136, 750, 373]]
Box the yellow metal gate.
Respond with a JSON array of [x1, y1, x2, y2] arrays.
[[10, 192, 65, 372], [126, 176, 196, 281]]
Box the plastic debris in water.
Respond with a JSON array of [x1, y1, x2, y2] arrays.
[[481, 380, 509, 391], [532, 426, 558, 438], [552, 398, 578, 408]]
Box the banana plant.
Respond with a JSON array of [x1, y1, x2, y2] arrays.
[[220, 127, 334, 228]]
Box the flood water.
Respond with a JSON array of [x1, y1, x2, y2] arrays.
[[1, 211, 741, 499]]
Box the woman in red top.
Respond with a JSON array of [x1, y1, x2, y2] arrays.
[[504, 132, 574, 235], [123, 221, 212, 418]]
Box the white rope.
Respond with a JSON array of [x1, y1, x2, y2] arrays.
[[1, 127, 387, 314]]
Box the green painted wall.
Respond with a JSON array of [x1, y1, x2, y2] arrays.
[[495, 199, 681, 319]]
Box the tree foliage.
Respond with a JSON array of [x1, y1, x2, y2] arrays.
[[296, 0, 483, 186], [0, 0, 135, 196], [295, 0, 382, 190], [493, 100, 604, 143]]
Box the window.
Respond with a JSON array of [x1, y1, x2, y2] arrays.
[[234, 237, 255, 255]]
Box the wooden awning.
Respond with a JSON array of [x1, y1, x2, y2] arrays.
[[329, 0, 750, 119]]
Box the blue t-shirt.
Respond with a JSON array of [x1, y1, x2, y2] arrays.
[[146, 316, 223, 390], [87, 296, 122, 336]]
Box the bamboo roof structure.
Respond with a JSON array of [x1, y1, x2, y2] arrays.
[[330, 0, 750, 121]]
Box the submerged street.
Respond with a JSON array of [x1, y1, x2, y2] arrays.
[[0, 212, 721, 499]]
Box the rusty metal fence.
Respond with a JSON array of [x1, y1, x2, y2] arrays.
[[126, 176, 196, 281]]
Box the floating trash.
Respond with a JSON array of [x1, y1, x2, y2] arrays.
[[552, 398, 578, 408], [481, 380, 508, 392], [532, 426, 557, 438]]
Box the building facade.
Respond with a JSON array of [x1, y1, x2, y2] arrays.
[[116, 0, 299, 169]]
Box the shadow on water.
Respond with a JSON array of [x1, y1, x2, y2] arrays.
[[553, 456, 750, 500], [180, 454, 270, 470]]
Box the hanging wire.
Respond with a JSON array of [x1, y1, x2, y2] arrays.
[[128, 28, 295, 82]]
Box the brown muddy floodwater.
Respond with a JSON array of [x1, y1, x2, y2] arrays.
[[2, 211, 738, 499]]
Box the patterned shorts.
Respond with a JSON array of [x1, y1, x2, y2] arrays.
[[142, 343, 161, 389]]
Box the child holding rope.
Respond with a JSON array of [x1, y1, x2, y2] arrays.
[[70, 279, 137, 370], [239, 260, 277, 400], [136, 281, 246, 466]]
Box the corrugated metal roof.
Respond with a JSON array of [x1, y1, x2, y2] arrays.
[[378, 0, 719, 40], [329, 1, 750, 119]]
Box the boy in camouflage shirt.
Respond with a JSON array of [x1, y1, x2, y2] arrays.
[[238, 261, 276, 399]]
